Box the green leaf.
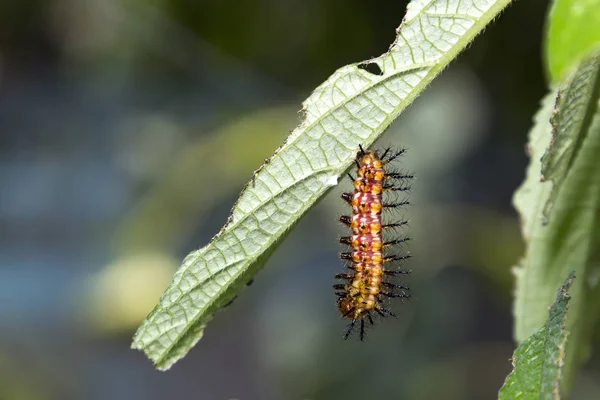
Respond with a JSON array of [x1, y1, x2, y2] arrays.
[[499, 273, 574, 400], [546, 0, 600, 83], [132, 0, 513, 370], [513, 50, 600, 393], [541, 52, 600, 217]]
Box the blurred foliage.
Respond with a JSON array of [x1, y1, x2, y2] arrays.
[[545, 0, 600, 82], [82, 252, 176, 334], [113, 106, 295, 257], [0, 338, 79, 400]]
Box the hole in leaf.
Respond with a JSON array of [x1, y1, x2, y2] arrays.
[[358, 62, 383, 76]]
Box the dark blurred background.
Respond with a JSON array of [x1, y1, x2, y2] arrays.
[[2, 1, 600, 399]]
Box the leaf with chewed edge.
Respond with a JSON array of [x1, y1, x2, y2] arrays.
[[499, 273, 574, 400], [132, 0, 513, 370], [513, 50, 600, 393]]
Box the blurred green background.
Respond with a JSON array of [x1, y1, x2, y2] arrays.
[[2, 0, 600, 399]]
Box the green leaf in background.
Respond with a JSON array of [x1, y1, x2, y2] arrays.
[[513, 50, 600, 394], [132, 0, 513, 370], [546, 0, 600, 83], [113, 107, 297, 257], [499, 273, 574, 400]]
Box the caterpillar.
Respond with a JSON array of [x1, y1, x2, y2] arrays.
[[334, 145, 413, 340]]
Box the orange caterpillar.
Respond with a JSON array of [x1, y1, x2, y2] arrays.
[[335, 145, 413, 340]]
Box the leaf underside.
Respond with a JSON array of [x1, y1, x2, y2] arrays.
[[132, 0, 513, 370]]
